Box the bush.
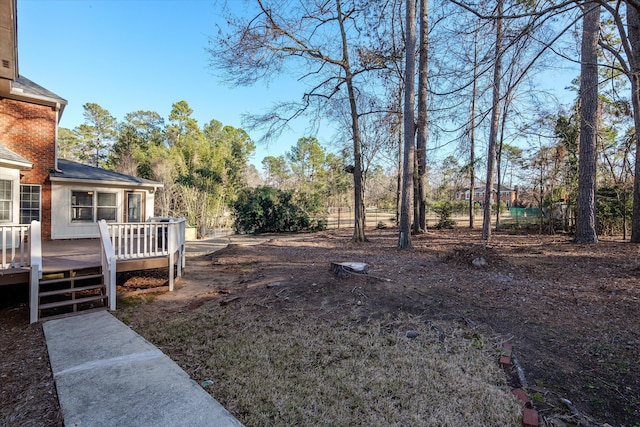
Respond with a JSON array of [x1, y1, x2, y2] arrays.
[[232, 186, 325, 234], [596, 186, 632, 236], [433, 201, 456, 230]]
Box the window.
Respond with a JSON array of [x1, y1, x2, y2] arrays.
[[71, 191, 94, 221], [72, 191, 118, 222], [97, 193, 117, 221], [0, 180, 12, 222], [20, 185, 40, 224]]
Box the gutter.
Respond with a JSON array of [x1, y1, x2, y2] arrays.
[[49, 176, 164, 190]]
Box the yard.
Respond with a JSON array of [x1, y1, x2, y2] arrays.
[[1, 227, 639, 426]]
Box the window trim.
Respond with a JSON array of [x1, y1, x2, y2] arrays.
[[20, 184, 41, 224], [71, 189, 119, 223], [0, 179, 13, 223]]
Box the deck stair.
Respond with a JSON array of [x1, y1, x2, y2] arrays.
[[37, 266, 108, 320]]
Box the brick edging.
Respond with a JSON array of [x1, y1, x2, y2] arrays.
[[500, 342, 539, 427]]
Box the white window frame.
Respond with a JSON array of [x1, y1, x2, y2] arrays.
[[0, 179, 13, 222], [20, 184, 41, 224], [71, 190, 119, 223], [97, 192, 117, 222]]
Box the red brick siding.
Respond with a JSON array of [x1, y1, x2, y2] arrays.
[[0, 98, 57, 240]]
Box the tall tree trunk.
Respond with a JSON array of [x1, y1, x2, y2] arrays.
[[396, 109, 402, 226], [398, 0, 416, 248], [481, 0, 503, 245], [414, 0, 428, 233], [469, 29, 478, 229], [396, 123, 402, 226], [574, 2, 600, 244], [628, 6, 640, 242], [336, 0, 366, 242], [495, 93, 510, 231]]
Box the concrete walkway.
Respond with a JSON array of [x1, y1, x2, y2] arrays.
[[43, 310, 243, 427]]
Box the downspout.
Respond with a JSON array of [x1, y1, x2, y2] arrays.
[[54, 102, 60, 171]]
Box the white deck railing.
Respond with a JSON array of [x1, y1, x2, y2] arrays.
[[19, 219, 186, 322], [105, 218, 186, 261], [0, 224, 31, 269], [104, 217, 186, 292], [98, 220, 117, 311]]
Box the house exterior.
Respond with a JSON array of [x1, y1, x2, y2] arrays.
[[50, 160, 161, 239], [0, 0, 161, 240], [458, 183, 518, 208]]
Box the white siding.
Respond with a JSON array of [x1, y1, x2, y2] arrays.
[[51, 183, 156, 239], [0, 166, 21, 224]]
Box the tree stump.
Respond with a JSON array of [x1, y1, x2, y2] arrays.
[[330, 262, 369, 277]]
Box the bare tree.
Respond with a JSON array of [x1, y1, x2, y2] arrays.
[[414, 0, 429, 234], [398, 0, 416, 248], [209, 0, 392, 242], [481, 0, 504, 245], [574, 2, 600, 243], [626, 4, 640, 242]]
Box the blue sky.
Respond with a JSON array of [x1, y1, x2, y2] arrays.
[[16, 0, 319, 168], [16, 0, 578, 172]]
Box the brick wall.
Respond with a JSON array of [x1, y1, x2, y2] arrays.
[[0, 98, 57, 240]]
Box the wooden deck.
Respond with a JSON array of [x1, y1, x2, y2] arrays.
[[0, 238, 172, 286]]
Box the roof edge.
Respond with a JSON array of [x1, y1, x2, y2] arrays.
[[50, 175, 164, 189]]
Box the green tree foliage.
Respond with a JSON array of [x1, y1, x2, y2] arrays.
[[597, 185, 633, 236], [109, 110, 165, 178], [432, 201, 456, 230], [46, 100, 257, 230], [78, 103, 118, 167], [232, 186, 326, 234], [162, 102, 256, 232], [57, 127, 81, 161], [262, 155, 290, 188], [287, 136, 327, 194]]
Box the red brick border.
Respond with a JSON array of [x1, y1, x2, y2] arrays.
[[501, 343, 538, 427]]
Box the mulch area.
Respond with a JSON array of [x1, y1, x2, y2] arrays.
[[1, 227, 639, 426]]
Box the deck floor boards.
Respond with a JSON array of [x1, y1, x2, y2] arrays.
[[0, 239, 175, 285]]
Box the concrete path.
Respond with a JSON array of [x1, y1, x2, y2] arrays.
[[43, 310, 243, 427]]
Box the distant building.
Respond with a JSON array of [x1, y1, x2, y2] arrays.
[[457, 183, 518, 208]]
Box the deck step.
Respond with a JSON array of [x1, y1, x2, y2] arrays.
[[39, 283, 105, 297], [39, 294, 108, 310], [39, 273, 103, 286], [39, 306, 108, 322]]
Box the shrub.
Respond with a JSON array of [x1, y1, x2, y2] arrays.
[[232, 186, 325, 234], [433, 201, 456, 230], [596, 185, 632, 236]]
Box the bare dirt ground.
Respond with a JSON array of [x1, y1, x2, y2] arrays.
[[1, 226, 639, 426]]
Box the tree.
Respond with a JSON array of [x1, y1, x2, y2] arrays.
[[57, 127, 81, 161], [109, 110, 165, 178], [574, 2, 600, 244], [467, 25, 481, 229], [287, 136, 327, 192], [262, 155, 290, 188], [625, 4, 640, 242], [78, 103, 118, 167], [210, 0, 392, 242], [167, 100, 202, 175], [398, 0, 416, 249], [481, 0, 504, 245], [414, 0, 429, 234]]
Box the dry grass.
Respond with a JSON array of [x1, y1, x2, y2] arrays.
[[121, 302, 521, 426]]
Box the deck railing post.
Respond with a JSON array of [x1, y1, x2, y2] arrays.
[[98, 220, 117, 311], [28, 221, 42, 323], [168, 219, 176, 291], [29, 263, 40, 323]]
